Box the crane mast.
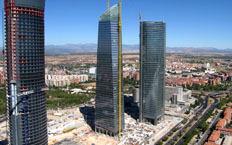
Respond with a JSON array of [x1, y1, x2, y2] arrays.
[[118, 0, 122, 138]]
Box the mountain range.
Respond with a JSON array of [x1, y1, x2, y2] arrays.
[[0, 44, 232, 56], [45, 44, 232, 55]]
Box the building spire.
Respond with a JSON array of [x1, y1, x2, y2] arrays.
[[139, 13, 141, 22], [107, 0, 109, 10]]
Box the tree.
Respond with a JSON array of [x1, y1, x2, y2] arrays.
[[157, 141, 163, 145], [162, 136, 168, 141], [182, 118, 188, 124], [0, 87, 6, 114]]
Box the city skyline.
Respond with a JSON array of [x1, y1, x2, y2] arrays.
[[1, 0, 232, 145], [0, 0, 232, 49]]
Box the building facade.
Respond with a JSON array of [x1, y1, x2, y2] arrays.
[[95, 2, 124, 136], [139, 21, 166, 125], [45, 74, 88, 87], [4, 0, 47, 144], [165, 86, 192, 104]]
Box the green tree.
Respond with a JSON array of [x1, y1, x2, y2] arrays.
[[0, 86, 6, 114], [157, 141, 163, 145]]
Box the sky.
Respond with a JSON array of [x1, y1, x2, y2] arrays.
[[0, 0, 232, 49]]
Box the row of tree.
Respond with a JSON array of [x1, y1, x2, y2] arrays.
[[185, 84, 229, 91], [46, 88, 92, 109], [180, 110, 214, 145]]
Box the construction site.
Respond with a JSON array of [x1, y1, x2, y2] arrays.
[[0, 95, 198, 145], [47, 104, 184, 145]]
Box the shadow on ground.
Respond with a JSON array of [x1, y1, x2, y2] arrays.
[[79, 95, 139, 131], [79, 105, 95, 130], [124, 96, 139, 121]]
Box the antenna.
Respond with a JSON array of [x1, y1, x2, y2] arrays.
[[107, 0, 109, 10], [139, 13, 141, 22]]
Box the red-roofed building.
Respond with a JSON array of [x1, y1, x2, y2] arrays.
[[204, 142, 219, 145], [216, 119, 227, 129], [218, 128, 232, 136], [224, 107, 231, 124], [208, 130, 220, 143]]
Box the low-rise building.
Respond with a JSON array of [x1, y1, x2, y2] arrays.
[[88, 67, 96, 76], [208, 130, 220, 143], [216, 119, 227, 129], [224, 107, 231, 124], [218, 128, 232, 136], [165, 86, 192, 104], [222, 135, 232, 145], [46, 74, 88, 87]]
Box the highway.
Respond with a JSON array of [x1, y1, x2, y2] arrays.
[[173, 92, 220, 145], [163, 91, 224, 145], [162, 95, 205, 145]]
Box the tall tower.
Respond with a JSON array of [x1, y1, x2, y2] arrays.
[[4, 0, 47, 144], [95, 0, 124, 137], [139, 21, 166, 125]]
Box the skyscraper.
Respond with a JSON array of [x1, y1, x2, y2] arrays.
[[4, 0, 47, 144], [139, 21, 166, 125], [95, 0, 124, 136]]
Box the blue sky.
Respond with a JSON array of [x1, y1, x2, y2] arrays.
[[0, 0, 232, 49]]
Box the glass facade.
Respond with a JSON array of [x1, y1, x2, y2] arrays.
[[95, 4, 124, 135], [139, 21, 166, 125], [5, 0, 47, 144]]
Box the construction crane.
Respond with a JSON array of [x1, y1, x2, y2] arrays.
[[118, 0, 122, 138], [107, 0, 110, 10]]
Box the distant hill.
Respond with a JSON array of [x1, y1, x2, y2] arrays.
[[1, 45, 232, 57], [45, 44, 232, 55], [167, 47, 232, 54], [45, 44, 140, 55]]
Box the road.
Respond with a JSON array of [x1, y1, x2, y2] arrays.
[[163, 96, 206, 145], [174, 92, 220, 145]]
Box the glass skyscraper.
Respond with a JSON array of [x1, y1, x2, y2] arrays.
[[95, 2, 124, 136], [4, 0, 47, 144], [139, 21, 166, 125]]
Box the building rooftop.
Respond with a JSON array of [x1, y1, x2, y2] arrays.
[[224, 107, 231, 115], [218, 128, 232, 133], [223, 136, 232, 145], [208, 130, 220, 142], [99, 4, 119, 21], [204, 142, 219, 145], [216, 119, 226, 128]]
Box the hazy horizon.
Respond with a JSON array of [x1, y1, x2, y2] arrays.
[[0, 0, 232, 49]]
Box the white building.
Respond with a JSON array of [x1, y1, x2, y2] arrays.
[[205, 63, 216, 74], [45, 74, 88, 87], [88, 67, 96, 75], [165, 86, 192, 104]]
